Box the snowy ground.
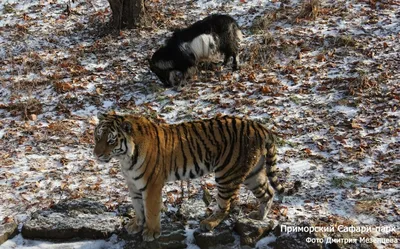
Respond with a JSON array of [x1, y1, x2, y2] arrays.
[[0, 0, 399, 248]]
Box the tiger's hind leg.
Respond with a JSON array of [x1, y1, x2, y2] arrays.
[[244, 155, 275, 220], [200, 151, 262, 231], [200, 162, 252, 232], [200, 183, 241, 231]]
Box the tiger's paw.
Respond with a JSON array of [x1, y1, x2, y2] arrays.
[[142, 227, 161, 242], [200, 212, 228, 231], [125, 218, 143, 234], [200, 219, 215, 231]]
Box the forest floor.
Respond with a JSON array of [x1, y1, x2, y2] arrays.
[[0, 0, 399, 248]]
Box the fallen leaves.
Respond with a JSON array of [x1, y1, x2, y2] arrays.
[[354, 199, 383, 215], [109, 167, 119, 176], [53, 82, 74, 93], [280, 206, 288, 216], [2, 216, 15, 224], [60, 157, 69, 166], [4, 99, 43, 119], [282, 65, 297, 75], [302, 148, 312, 155], [260, 85, 272, 94], [0, 1, 398, 244], [334, 135, 347, 144], [316, 53, 326, 62], [29, 114, 37, 121], [350, 119, 362, 129], [264, 77, 280, 85], [297, 0, 320, 20]]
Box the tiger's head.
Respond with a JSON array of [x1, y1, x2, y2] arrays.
[[93, 112, 135, 163]]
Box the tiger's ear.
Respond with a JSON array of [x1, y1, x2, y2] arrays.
[[97, 112, 107, 121], [120, 121, 132, 134]]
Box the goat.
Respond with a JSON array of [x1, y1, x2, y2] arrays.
[[150, 14, 243, 90]]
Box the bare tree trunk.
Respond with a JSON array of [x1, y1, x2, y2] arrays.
[[108, 0, 123, 30], [107, 0, 150, 30]]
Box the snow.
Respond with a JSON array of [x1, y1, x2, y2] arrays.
[[332, 105, 358, 118], [280, 160, 312, 176], [256, 234, 276, 249], [185, 227, 201, 249], [1, 0, 399, 248], [0, 129, 5, 139], [0, 234, 125, 249]]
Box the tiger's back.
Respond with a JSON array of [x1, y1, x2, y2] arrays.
[[110, 115, 278, 185], [93, 113, 296, 241]]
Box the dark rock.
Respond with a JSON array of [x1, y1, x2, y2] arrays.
[[271, 230, 376, 249], [266, 222, 321, 249], [269, 222, 377, 249], [270, 231, 323, 249], [117, 204, 135, 217], [51, 199, 107, 214], [324, 235, 376, 249], [22, 200, 122, 240], [193, 221, 235, 249], [123, 221, 186, 249], [0, 222, 18, 245], [234, 218, 274, 247], [322, 234, 376, 249]]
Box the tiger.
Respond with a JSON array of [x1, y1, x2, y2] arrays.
[[93, 111, 300, 242]]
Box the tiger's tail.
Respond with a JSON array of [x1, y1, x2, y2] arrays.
[[265, 133, 301, 195]]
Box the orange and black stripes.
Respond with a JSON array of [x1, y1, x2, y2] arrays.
[[93, 112, 301, 236], [94, 113, 298, 209]]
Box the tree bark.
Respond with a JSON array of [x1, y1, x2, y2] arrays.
[[107, 0, 150, 30]]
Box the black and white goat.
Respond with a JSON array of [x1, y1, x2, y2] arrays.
[[150, 14, 243, 89]]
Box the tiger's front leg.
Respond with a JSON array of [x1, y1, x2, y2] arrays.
[[125, 182, 145, 234], [142, 184, 163, 242]]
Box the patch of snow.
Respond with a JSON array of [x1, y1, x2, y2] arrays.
[[357, 176, 371, 183], [185, 226, 200, 249], [0, 0, 398, 248], [0, 234, 125, 249], [255, 234, 276, 249], [0, 129, 5, 139], [332, 105, 358, 118], [280, 160, 312, 177]]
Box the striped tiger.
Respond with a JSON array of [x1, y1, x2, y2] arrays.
[[93, 112, 300, 242]]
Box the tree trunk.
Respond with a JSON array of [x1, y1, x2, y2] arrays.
[[107, 0, 150, 30]]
